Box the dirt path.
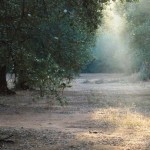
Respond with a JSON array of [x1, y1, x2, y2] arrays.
[[0, 73, 150, 150]]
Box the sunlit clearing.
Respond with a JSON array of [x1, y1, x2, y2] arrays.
[[76, 108, 150, 149], [92, 108, 150, 128]]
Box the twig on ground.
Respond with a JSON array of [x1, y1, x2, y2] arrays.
[[0, 134, 15, 143]]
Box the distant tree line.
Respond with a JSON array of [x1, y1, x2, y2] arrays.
[[83, 0, 150, 80], [126, 0, 150, 80]]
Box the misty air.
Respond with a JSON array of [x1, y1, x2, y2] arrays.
[[0, 0, 150, 149]]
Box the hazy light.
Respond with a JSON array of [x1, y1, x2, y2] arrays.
[[95, 1, 132, 72]]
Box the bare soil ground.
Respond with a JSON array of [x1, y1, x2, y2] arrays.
[[0, 73, 150, 150]]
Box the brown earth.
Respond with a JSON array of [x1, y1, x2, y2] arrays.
[[0, 73, 150, 150]]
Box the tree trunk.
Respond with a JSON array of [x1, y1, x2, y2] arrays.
[[15, 70, 29, 90], [0, 65, 15, 95], [0, 65, 7, 93]]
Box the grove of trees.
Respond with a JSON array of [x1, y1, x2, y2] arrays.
[[0, 0, 105, 95], [0, 0, 143, 96], [126, 0, 150, 80]]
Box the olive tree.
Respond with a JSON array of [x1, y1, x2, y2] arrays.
[[0, 0, 105, 94]]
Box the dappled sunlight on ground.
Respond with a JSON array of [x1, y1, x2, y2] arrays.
[[1, 74, 150, 149], [92, 108, 150, 128], [75, 108, 150, 149]]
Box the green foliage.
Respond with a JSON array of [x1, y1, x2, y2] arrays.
[[0, 0, 108, 95], [126, 0, 150, 79]]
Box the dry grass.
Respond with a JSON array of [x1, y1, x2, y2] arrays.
[[92, 108, 150, 128], [75, 107, 150, 149]]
